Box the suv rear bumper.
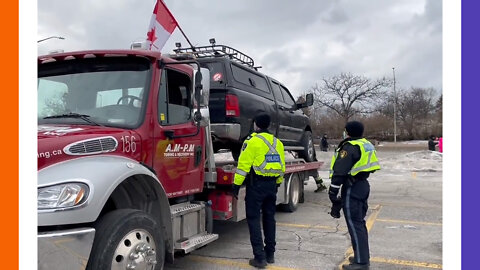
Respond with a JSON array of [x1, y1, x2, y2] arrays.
[[210, 123, 241, 142], [38, 228, 95, 270]]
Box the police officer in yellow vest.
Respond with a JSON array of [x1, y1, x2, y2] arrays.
[[232, 113, 285, 269], [328, 121, 380, 270]]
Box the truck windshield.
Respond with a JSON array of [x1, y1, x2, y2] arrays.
[[38, 57, 152, 129]]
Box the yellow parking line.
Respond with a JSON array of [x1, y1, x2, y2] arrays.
[[376, 218, 442, 226], [189, 255, 306, 270], [366, 205, 382, 231], [339, 204, 382, 268], [379, 202, 441, 209], [337, 205, 442, 269], [277, 222, 347, 231], [370, 257, 442, 269]]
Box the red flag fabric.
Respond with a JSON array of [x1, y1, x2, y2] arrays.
[[146, 0, 178, 51]]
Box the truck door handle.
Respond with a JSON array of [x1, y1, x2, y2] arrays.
[[164, 130, 174, 139]]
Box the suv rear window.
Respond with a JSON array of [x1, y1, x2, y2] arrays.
[[231, 64, 270, 93], [203, 62, 226, 88]]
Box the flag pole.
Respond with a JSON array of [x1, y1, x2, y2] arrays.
[[160, 0, 195, 50], [176, 24, 195, 49]]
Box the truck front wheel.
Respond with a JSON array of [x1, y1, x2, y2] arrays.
[[87, 209, 165, 270]]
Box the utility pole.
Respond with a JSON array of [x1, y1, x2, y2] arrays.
[[392, 67, 397, 143]]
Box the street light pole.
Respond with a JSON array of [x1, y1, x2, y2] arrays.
[[37, 36, 65, 43], [392, 67, 397, 143]]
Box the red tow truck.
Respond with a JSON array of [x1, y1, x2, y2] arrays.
[[37, 48, 323, 270]]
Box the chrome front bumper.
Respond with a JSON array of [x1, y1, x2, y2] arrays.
[[38, 228, 95, 270], [210, 123, 241, 141]]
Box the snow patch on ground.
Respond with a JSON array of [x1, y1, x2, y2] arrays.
[[378, 140, 427, 146], [379, 150, 442, 172]]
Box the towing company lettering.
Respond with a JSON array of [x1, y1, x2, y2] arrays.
[[164, 144, 196, 157], [38, 149, 63, 159]]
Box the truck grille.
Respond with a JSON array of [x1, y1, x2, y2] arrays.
[[64, 136, 118, 155]]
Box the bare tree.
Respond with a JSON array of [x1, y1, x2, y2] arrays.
[[396, 87, 437, 139], [310, 73, 391, 124], [434, 94, 442, 135]]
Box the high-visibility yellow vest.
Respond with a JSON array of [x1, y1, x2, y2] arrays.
[[234, 132, 286, 185], [329, 138, 380, 178]]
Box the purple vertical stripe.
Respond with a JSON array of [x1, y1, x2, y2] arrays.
[[462, 0, 478, 269]]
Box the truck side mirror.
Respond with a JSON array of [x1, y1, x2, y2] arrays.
[[296, 93, 314, 109], [193, 68, 210, 108], [305, 93, 314, 107], [200, 68, 210, 107], [193, 71, 203, 123], [194, 71, 203, 106]]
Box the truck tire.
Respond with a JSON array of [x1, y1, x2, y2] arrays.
[[299, 176, 305, 204], [87, 209, 165, 270], [281, 173, 301, 212], [298, 131, 316, 162]]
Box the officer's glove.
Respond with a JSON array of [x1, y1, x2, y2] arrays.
[[232, 184, 240, 200], [328, 186, 340, 204], [329, 201, 342, 219]]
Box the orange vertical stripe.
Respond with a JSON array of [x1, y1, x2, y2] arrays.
[[1, 0, 19, 269]]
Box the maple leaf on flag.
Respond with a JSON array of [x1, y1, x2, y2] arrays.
[[146, 27, 158, 49], [146, 0, 178, 51]]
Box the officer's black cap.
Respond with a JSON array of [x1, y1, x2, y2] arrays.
[[345, 121, 364, 137], [255, 113, 271, 129]]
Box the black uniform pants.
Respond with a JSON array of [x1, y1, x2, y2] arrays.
[[245, 177, 277, 261], [342, 179, 370, 265]]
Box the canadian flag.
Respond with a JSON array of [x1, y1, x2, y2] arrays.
[[146, 0, 178, 51]]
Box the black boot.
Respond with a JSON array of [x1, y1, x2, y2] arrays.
[[249, 258, 267, 268], [342, 262, 369, 270], [266, 253, 274, 264], [348, 256, 370, 266], [314, 177, 327, 192]]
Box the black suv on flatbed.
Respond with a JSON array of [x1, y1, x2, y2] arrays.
[[170, 42, 316, 161]]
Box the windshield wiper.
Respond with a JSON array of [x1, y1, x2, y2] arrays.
[[43, 113, 103, 126]]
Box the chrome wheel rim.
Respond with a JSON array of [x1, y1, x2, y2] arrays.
[[111, 229, 157, 270], [307, 137, 314, 160]]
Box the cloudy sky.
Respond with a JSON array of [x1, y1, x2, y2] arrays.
[[38, 0, 442, 98]]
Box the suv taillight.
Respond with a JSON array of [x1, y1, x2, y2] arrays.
[[225, 94, 240, 117]]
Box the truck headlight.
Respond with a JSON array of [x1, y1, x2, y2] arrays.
[[38, 183, 89, 210]]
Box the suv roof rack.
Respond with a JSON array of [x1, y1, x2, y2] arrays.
[[173, 44, 256, 69]]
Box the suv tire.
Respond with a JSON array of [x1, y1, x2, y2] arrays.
[[297, 131, 316, 162]]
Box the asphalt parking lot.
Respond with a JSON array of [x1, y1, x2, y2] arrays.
[[164, 148, 443, 270]]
